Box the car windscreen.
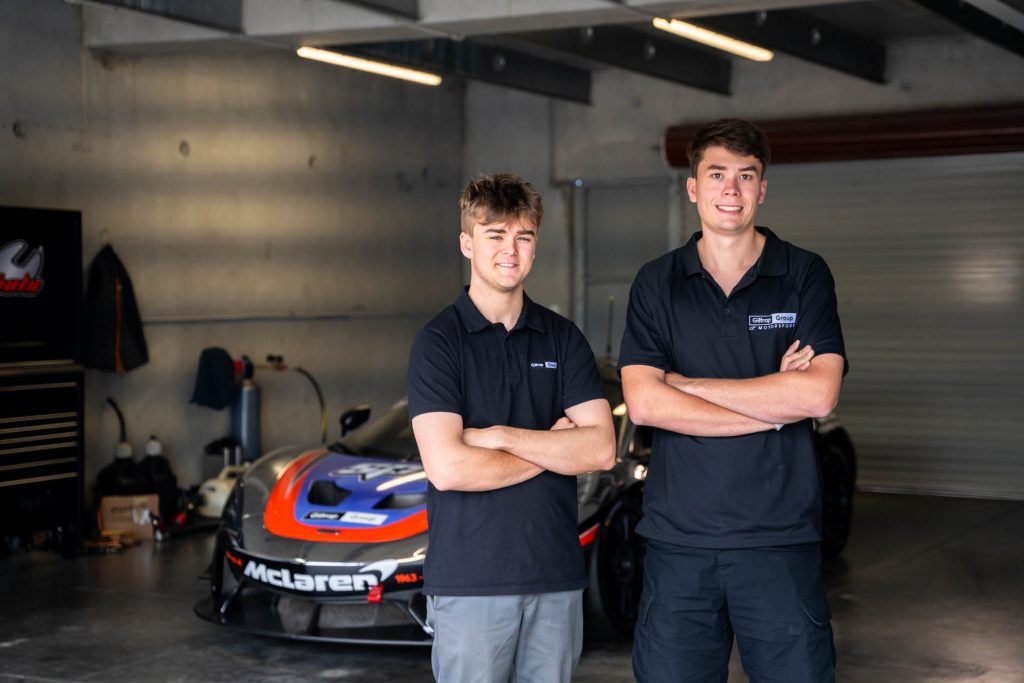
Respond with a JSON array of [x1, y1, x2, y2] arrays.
[[333, 399, 419, 461]]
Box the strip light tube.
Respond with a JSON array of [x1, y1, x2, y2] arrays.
[[297, 46, 443, 86], [652, 18, 774, 62]]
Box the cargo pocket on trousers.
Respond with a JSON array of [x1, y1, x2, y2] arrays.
[[800, 592, 836, 670], [632, 591, 655, 682]]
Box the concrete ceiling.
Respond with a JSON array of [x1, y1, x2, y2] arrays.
[[73, 0, 1024, 102]]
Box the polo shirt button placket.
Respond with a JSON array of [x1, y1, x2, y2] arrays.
[[722, 301, 736, 338]]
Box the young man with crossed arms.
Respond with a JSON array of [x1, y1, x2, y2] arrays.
[[409, 173, 615, 682], [621, 119, 848, 682]]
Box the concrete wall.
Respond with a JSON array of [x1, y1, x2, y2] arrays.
[[1, 0, 464, 492]]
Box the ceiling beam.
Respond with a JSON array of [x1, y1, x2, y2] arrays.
[[965, 0, 1024, 31], [509, 25, 731, 95], [911, 0, 1024, 59], [342, 39, 592, 103], [87, 0, 244, 33], [333, 0, 419, 21], [693, 10, 886, 84]]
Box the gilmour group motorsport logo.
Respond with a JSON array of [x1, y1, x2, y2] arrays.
[[748, 312, 797, 331], [0, 240, 45, 297]]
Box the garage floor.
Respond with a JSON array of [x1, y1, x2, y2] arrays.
[[1, 492, 1022, 682]]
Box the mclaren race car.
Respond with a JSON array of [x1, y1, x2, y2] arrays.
[[195, 365, 856, 645]]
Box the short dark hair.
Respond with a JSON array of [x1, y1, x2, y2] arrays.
[[459, 173, 544, 235], [687, 118, 771, 176]]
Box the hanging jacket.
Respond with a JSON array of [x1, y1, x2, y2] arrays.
[[190, 347, 236, 410], [83, 244, 148, 372]]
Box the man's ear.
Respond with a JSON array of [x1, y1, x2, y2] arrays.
[[459, 231, 472, 259], [758, 178, 767, 205], [686, 176, 697, 203]]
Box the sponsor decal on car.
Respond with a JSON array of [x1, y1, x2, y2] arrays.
[[340, 511, 388, 526], [239, 557, 401, 594], [328, 462, 423, 481]]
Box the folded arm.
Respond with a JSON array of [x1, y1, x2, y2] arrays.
[[622, 365, 777, 437], [671, 353, 844, 424], [411, 412, 542, 492], [461, 398, 616, 475]]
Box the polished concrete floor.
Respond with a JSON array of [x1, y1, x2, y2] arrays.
[[1, 492, 1022, 682]]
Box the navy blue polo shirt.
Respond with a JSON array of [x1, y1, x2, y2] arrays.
[[619, 227, 847, 548], [408, 288, 604, 596]]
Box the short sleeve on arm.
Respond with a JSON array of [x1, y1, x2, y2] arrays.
[[618, 267, 672, 371], [407, 326, 462, 419], [794, 256, 849, 376], [560, 323, 605, 410]]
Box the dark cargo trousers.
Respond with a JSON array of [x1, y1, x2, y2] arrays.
[[633, 540, 835, 683]]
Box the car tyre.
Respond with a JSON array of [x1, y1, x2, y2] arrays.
[[818, 429, 856, 560], [584, 493, 645, 639]]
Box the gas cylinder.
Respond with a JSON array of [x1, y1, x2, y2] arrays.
[[232, 378, 260, 461]]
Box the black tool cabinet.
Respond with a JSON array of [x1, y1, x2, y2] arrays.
[[1, 206, 84, 551]]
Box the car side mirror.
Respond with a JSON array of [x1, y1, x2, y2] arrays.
[[339, 405, 371, 436]]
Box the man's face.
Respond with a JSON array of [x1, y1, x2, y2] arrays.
[[686, 145, 767, 237], [460, 219, 537, 295]]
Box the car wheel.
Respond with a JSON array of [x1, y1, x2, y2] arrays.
[[819, 432, 855, 560], [584, 494, 645, 638]]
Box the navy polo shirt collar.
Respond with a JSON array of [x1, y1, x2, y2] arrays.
[[682, 226, 788, 278], [454, 286, 546, 334]]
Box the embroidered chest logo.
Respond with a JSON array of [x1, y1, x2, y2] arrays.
[[530, 361, 558, 369], [748, 313, 797, 331]]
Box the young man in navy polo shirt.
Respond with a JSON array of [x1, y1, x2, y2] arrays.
[[620, 119, 848, 682], [408, 173, 616, 682]]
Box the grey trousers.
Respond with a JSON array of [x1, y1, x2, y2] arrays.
[[427, 590, 584, 683]]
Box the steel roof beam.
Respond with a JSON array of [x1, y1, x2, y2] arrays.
[[87, 0, 244, 33], [342, 39, 592, 104], [693, 10, 887, 84], [911, 0, 1024, 60], [332, 0, 419, 21], [508, 25, 731, 95]]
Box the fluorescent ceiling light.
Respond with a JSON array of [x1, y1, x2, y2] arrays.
[[297, 46, 442, 86], [652, 18, 774, 62]]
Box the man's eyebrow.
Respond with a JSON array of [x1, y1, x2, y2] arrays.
[[705, 163, 759, 174], [483, 226, 507, 234], [515, 227, 536, 236]]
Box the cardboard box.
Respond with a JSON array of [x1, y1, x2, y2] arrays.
[[98, 495, 159, 540]]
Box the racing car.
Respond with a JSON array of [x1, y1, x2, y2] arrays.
[[194, 365, 855, 644]]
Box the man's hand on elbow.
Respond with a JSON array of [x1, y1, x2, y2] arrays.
[[780, 340, 815, 373]]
